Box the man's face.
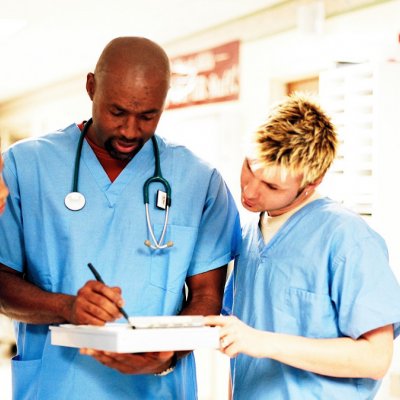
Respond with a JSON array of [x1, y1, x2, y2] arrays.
[[0, 155, 9, 214], [240, 158, 306, 216], [86, 67, 168, 161]]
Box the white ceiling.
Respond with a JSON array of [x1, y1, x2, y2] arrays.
[[0, 0, 284, 102]]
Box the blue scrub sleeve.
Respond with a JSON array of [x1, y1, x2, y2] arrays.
[[0, 151, 25, 272], [331, 233, 400, 339], [187, 170, 240, 277]]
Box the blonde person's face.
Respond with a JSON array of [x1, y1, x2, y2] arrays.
[[240, 158, 306, 216], [0, 154, 9, 214]]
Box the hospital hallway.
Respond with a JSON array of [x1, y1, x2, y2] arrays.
[[1, 0, 400, 399]]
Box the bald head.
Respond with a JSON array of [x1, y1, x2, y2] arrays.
[[95, 36, 170, 86]]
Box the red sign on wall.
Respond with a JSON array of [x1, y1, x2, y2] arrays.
[[166, 40, 240, 109]]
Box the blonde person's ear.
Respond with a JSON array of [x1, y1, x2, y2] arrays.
[[304, 176, 324, 194]]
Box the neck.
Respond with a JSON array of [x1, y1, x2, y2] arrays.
[[267, 188, 316, 217]]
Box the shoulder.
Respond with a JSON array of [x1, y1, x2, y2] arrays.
[[310, 198, 387, 252], [315, 198, 376, 231], [157, 135, 223, 178], [3, 124, 79, 176], [157, 136, 212, 163], [6, 123, 78, 157]]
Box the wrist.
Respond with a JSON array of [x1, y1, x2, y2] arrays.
[[262, 331, 279, 359], [154, 352, 178, 377], [57, 294, 75, 323]]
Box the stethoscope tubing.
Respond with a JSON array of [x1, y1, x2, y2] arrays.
[[72, 119, 92, 193], [65, 118, 173, 250]]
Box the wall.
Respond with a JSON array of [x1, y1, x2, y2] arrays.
[[0, 75, 90, 146]]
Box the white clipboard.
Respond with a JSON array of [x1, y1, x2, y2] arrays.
[[50, 316, 220, 353]]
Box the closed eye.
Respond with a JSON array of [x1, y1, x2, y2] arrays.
[[265, 183, 279, 190], [110, 107, 125, 116], [139, 114, 156, 121]]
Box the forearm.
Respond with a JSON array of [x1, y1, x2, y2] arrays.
[[0, 268, 74, 324], [180, 290, 223, 316], [181, 269, 226, 317], [207, 316, 393, 381], [177, 266, 227, 360], [259, 328, 392, 380]]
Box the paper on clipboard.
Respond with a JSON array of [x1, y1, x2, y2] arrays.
[[50, 316, 220, 353]]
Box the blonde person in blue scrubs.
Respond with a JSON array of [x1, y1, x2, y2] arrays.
[[0, 152, 8, 214], [0, 37, 240, 400], [206, 93, 400, 399]]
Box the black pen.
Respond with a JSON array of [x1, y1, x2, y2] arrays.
[[87, 263, 135, 329]]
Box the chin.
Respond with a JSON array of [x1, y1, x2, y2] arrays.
[[112, 152, 135, 161]]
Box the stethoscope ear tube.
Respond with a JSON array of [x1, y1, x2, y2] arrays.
[[144, 203, 173, 249], [143, 136, 173, 249]]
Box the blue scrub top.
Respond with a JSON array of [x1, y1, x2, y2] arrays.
[[0, 123, 241, 400], [228, 198, 400, 400]]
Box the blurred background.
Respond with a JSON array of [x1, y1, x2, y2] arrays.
[[1, 1, 400, 398]]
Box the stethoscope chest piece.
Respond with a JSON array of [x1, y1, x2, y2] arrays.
[[65, 192, 86, 211]]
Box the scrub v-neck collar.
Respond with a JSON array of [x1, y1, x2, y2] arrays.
[[256, 197, 326, 255], [79, 132, 157, 207]]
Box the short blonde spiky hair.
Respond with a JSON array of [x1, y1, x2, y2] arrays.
[[254, 93, 338, 186]]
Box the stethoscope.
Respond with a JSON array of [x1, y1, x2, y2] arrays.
[[64, 118, 174, 250]]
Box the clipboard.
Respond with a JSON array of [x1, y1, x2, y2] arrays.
[[50, 316, 220, 353]]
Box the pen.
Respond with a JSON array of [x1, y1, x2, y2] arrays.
[[87, 263, 135, 329]]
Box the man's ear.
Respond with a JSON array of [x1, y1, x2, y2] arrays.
[[306, 175, 324, 192], [86, 73, 95, 100]]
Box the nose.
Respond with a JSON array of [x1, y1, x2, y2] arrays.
[[119, 116, 139, 139], [242, 178, 260, 200]]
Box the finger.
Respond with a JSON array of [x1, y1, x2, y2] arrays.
[[87, 352, 130, 372], [74, 293, 122, 323], [78, 283, 124, 320], [204, 315, 227, 326], [78, 311, 111, 326], [110, 286, 122, 295], [219, 335, 232, 350], [80, 350, 173, 374], [81, 281, 124, 307], [223, 344, 239, 359], [84, 292, 122, 319]]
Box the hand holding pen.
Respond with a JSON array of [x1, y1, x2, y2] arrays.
[[87, 263, 135, 328], [67, 263, 128, 326]]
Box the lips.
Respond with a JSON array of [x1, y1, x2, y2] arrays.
[[242, 196, 255, 208], [113, 138, 139, 154]]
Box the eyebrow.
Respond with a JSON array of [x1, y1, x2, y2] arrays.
[[111, 104, 161, 115], [246, 158, 285, 190]]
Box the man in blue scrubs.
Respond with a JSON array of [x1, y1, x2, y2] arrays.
[[206, 94, 400, 399], [0, 37, 240, 399]]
